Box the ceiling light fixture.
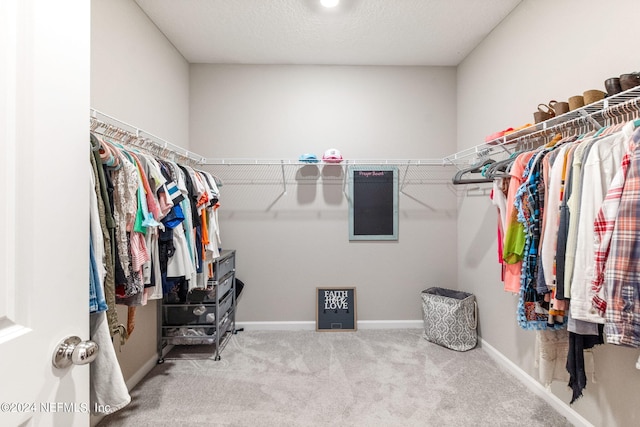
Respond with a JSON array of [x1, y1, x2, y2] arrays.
[[320, 0, 339, 8]]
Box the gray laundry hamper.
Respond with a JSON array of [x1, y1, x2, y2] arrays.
[[420, 287, 477, 351]]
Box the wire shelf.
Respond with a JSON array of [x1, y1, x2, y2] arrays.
[[444, 86, 640, 166], [202, 161, 458, 187], [93, 85, 640, 188]]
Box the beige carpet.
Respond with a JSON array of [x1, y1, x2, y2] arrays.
[[98, 329, 572, 427]]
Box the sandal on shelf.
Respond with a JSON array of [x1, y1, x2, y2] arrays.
[[533, 102, 556, 124], [620, 72, 640, 91]]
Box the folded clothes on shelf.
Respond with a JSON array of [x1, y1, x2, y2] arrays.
[[485, 123, 533, 143]]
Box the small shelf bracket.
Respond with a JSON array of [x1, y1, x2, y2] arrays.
[[280, 160, 287, 195], [578, 108, 602, 129]]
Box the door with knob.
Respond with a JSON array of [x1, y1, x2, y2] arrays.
[[53, 337, 99, 369], [0, 1, 91, 426]]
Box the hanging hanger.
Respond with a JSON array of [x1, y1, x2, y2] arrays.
[[618, 101, 627, 123], [579, 117, 587, 136], [611, 104, 627, 133], [484, 156, 517, 179], [618, 102, 626, 123], [452, 158, 496, 185], [565, 118, 576, 138], [633, 98, 640, 127], [90, 115, 203, 168], [598, 106, 616, 136], [90, 117, 100, 132], [559, 122, 566, 138], [628, 99, 637, 122], [592, 110, 608, 137], [624, 100, 632, 123], [612, 103, 622, 125]]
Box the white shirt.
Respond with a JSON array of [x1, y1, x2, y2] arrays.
[[540, 144, 569, 290]]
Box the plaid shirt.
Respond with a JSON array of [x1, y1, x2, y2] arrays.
[[591, 134, 638, 315], [603, 127, 640, 347]]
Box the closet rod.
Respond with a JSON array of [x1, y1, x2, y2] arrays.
[[90, 109, 207, 165], [203, 158, 448, 166]]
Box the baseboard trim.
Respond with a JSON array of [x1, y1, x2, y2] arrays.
[[357, 320, 423, 329], [124, 344, 174, 390], [236, 320, 423, 331], [236, 321, 315, 331], [479, 338, 593, 427]]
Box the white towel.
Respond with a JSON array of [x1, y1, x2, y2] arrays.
[[90, 311, 131, 415]]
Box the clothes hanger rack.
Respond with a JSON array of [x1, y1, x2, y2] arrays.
[[90, 109, 207, 167], [445, 86, 640, 170], [452, 158, 496, 185], [448, 88, 640, 187]]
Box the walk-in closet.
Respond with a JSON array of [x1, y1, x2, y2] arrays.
[[2, 1, 639, 426]]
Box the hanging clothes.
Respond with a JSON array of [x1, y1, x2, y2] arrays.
[[503, 151, 535, 293], [515, 148, 566, 330], [562, 136, 599, 300], [535, 329, 570, 388], [539, 143, 570, 293], [590, 133, 638, 317], [601, 127, 640, 347], [566, 324, 603, 404], [88, 118, 226, 416], [569, 122, 633, 324], [89, 163, 108, 314], [492, 116, 640, 402], [90, 135, 126, 338], [90, 131, 224, 337]]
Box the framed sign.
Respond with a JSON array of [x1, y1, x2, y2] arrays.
[[348, 165, 398, 241], [316, 287, 357, 332]]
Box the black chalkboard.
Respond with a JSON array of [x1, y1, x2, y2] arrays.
[[348, 166, 398, 240], [316, 287, 357, 331]]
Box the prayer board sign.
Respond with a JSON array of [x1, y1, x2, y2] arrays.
[[348, 166, 398, 241]]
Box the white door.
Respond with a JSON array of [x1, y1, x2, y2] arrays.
[[0, 1, 91, 426]]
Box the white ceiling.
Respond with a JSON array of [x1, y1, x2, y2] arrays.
[[134, 0, 522, 66]]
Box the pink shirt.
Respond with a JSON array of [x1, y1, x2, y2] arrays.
[[503, 151, 535, 293]]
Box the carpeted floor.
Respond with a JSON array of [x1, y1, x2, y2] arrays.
[[97, 329, 572, 427]]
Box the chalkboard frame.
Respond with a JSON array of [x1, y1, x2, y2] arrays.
[[348, 165, 399, 241], [316, 287, 357, 332]]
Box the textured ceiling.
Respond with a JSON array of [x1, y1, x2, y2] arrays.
[[134, 0, 522, 66]]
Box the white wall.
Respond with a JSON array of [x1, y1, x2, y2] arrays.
[[191, 65, 455, 159], [457, 1, 640, 426], [91, 0, 189, 146], [90, 0, 190, 387], [190, 65, 458, 323]]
